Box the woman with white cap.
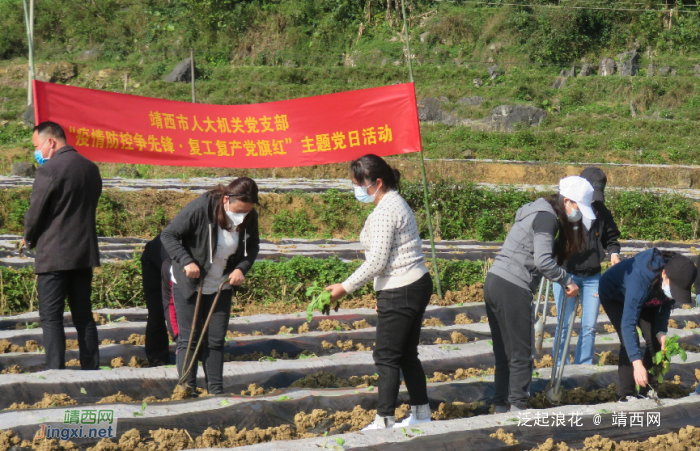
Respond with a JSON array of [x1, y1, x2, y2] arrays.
[[485, 176, 596, 412]]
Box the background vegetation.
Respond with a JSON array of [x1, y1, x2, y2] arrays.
[[1, 0, 700, 169], [1, 184, 698, 242]]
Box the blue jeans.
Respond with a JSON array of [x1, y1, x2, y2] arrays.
[[552, 273, 601, 366]]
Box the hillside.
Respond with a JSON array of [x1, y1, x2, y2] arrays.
[[1, 0, 700, 177]]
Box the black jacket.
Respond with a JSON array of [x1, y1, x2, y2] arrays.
[[160, 193, 260, 300], [565, 201, 621, 276], [24, 146, 102, 273]]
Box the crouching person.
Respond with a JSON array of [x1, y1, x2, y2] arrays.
[[599, 248, 696, 401]]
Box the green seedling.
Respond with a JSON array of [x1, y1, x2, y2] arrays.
[[114, 316, 127, 322], [133, 401, 147, 417], [80, 387, 87, 395], [596, 409, 612, 414], [651, 334, 687, 383], [37, 417, 48, 423], [305, 281, 334, 322], [532, 371, 541, 378], [600, 337, 614, 341], [259, 356, 277, 362], [458, 302, 464, 307], [244, 319, 250, 324], [277, 395, 291, 401], [25, 322, 39, 329], [637, 327, 643, 338], [298, 352, 317, 360], [163, 364, 176, 368], [219, 399, 231, 406], [35, 375, 46, 379], [99, 366, 112, 371], [487, 340, 493, 345], [367, 385, 375, 391]]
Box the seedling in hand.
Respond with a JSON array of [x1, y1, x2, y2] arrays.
[[306, 282, 337, 322], [651, 334, 687, 383]]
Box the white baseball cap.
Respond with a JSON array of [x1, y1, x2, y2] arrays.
[[559, 176, 596, 229]]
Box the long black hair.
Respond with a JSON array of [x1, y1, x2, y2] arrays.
[[648, 249, 676, 298], [210, 177, 259, 232], [350, 154, 401, 192], [545, 194, 586, 265]]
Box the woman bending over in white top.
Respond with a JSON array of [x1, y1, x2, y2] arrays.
[[326, 154, 433, 430]]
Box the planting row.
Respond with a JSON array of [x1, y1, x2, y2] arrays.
[[3, 235, 699, 269], [1, 356, 699, 450], [1, 182, 699, 242], [3, 250, 700, 316]]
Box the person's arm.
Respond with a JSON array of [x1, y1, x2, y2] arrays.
[[620, 270, 648, 363], [654, 301, 673, 338], [160, 200, 202, 269], [23, 170, 56, 249], [234, 210, 260, 275], [341, 209, 397, 294], [600, 206, 622, 263], [532, 212, 572, 287]]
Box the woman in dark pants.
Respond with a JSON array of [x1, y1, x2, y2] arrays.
[[141, 234, 174, 367], [161, 177, 260, 395], [327, 155, 433, 430], [599, 248, 696, 400], [486, 176, 595, 412]]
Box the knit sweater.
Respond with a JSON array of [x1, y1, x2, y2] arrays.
[[341, 190, 428, 293]]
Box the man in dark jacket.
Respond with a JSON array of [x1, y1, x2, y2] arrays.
[[552, 167, 622, 365], [24, 121, 102, 370], [141, 234, 175, 366]]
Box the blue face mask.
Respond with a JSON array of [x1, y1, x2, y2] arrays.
[[34, 150, 47, 166], [34, 141, 49, 166], [354, 182, 376, 203]]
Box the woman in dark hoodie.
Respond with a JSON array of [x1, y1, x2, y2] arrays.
[[161, 177, 260, 395], [486, 176, 596, 412], [599, 248, 696, 401]]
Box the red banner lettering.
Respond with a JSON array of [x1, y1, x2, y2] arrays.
[[33, 80, 421, 168]]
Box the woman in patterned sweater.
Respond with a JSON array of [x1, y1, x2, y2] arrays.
[[327, 154, 433, 430]]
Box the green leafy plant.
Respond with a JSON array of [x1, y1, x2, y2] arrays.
[[306, 282, 334, 322], [133, 401, 147, 417], [651, 334, 687, 383]]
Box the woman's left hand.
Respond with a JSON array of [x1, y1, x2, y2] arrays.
[[228, 269, 245, 286], [326, 284, 347, 302]]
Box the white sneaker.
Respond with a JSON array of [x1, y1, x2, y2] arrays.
[[362, 414, 395, 431], [394, 413, 432, 428]]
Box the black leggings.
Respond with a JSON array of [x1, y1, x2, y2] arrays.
[[374, 273, 433, 417], [600, 298, 661, 398], [173, 284, 232, 395], [483, 273, 534, 409]]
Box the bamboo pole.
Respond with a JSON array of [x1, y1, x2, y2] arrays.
[[399, 0, 442, 298], [22, 0, 35, 106]]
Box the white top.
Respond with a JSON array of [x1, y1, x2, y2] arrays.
[[341, 190, 428, 293], [171, 225, 239, 295]]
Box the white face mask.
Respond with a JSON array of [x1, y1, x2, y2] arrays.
[[662, 280, 673, 299], [225, 200, 248, 226]]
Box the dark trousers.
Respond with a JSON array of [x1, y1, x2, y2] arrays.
[[483, 273, 534, 409], [142, 259, 171, 367], [37, 268, 99, 370], [374, 273, 433, 417], [173, 283, 232, 395], [600, 298, 661, 398]]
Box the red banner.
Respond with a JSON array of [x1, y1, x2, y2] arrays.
[[33, 80, 421, 168]]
